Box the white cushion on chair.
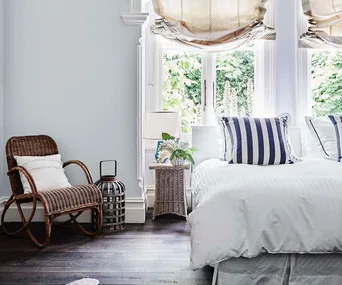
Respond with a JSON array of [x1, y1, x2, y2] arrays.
[[14, 154, 71, 193]]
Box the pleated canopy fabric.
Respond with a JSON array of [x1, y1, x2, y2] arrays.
[[151, 0, 276, 50], [300, 0, 342, 48]]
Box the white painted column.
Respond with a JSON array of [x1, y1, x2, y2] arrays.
[[121, 1, 150, 222], [275, 0, 298, 124]]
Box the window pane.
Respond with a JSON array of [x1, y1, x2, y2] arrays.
[[162, 51, 202, 134], [311, 51, 342, 117], [216, 50, 255, 117]]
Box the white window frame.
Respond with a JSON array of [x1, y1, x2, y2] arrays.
[[146, 0, 276, 127], [149, 42, 275, 124]]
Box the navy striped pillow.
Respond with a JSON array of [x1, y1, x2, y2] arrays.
[[328, 115, 342, 162], [221, 116, 294, 165]]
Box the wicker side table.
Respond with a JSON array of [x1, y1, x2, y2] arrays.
[[149, 163, 190, 220]]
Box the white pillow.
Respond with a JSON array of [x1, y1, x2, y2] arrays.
[[302, 126, 322, 158], [14, 154, 71, 193], [305, 116, 338, 161], [219, 119, 231, 161], [328, 115, 342, 162]]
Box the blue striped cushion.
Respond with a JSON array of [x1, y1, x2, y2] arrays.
[[328, 115, 342, 162], [221, 116, 294, 165]]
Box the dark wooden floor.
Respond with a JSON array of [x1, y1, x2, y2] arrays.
[[0, 213, 213, 285]]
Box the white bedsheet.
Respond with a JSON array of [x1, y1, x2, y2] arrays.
[[188, 158, 342, 269]]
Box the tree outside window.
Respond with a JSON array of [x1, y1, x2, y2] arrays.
[[162, 50, 256, 133], [216, 51, 255, 117], [312, 51, 342, 117], [162, 52, 202, 134]]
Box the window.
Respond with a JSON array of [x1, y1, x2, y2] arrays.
[[161, 48, 256, 133], [162, 51, 202, 133], [311, 50, 342, 117], [216, 51, 255, 117]]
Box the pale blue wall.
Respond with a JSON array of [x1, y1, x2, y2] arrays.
[[2, 0, 141, 197], [0, 0, 4, 195]]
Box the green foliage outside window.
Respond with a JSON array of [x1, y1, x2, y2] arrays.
[[163, 50, 255, 133], [162, 49, 342, 129], [216, 51, 255, 116], [162, 52, 202, 134], [312, 51, 342, 117]]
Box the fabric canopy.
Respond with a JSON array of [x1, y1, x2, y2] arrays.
[[151, 0, 275, 50], [300, 0, 342, 48]]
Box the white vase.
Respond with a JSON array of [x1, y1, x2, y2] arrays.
[[171, 157, 185, 166]]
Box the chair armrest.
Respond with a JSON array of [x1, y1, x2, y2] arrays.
[[8, 166, 38, 195], [63, 160, 93, 184]]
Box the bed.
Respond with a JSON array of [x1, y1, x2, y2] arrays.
[[189, 125, 342, 285]]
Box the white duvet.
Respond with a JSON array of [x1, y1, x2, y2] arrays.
[[188, 158, 342, 270]]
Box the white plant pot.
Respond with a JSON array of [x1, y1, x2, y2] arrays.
[[170, 157, 185, 166]]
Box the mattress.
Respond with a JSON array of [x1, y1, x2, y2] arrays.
[[188, 158, 342, 269]]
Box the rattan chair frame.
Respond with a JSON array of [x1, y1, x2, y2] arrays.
[[1, 135, 103, 247]]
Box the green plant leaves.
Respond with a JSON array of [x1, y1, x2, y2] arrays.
[[162, 50, 255, 131], [162, 132, 175, 141], [162, 137, 198, 165], [312, 51, 342, 116]]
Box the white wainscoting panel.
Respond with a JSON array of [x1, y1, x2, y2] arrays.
[[0, 196, 146, 224], [0, 196, 5, 216]]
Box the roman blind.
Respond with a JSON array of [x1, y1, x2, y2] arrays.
[[300, 0, 342, 48], [151, 0, 275, 50]]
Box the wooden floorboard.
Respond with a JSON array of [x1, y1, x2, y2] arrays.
[[0, 213, 213, 285]]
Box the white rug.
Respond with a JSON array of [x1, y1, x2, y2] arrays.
[[66, 279, 99, 285]]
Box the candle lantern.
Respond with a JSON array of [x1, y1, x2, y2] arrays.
[[93, 160, 125, 233]]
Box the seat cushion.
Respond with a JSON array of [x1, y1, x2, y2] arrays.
[[38, 184, 102, 215]]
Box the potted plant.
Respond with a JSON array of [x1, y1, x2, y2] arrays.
[[157, 133, 197, 166]]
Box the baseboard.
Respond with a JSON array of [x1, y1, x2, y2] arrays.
[[0, 196, 146, 224], [125, 197, 146, 223], [146, 186, 192, 208], [0, 196, 6, 216]]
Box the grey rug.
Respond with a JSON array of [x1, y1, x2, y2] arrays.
[[66, 279, 99, 285]]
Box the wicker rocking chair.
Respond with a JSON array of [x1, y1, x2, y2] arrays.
[[1, 135, 103, 247]]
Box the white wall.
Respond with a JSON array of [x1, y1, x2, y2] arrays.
[[0, 0, 4, 196], [2, 0, 142, 198]]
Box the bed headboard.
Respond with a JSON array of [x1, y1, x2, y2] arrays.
[[192, 125, 303, 165]]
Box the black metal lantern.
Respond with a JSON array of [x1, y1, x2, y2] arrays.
[[93, 160, 125, 233]]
